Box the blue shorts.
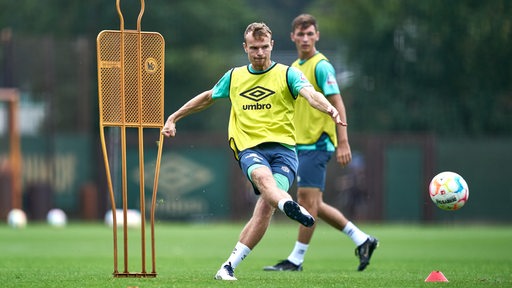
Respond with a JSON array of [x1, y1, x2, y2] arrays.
[[238, 143, 298, 195], [297, 150, 333, 191]]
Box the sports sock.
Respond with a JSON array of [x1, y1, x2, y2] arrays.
[[223, 241, 251, 269], [342, 221, 369, 246], [277, 199, 290, 213], [287, 241, 309, 265]]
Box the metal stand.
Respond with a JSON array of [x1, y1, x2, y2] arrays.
[[96, 0, 165, 277]]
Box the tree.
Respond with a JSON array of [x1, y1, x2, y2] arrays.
[[310, 0, 512, 136], [0, 0, 255, 132]]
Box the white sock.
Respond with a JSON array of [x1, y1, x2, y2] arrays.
[[223, 241, 251, 269], [287, 241, 309, 265], [342, 221, 369, 246], [277, 199, 290, 213]]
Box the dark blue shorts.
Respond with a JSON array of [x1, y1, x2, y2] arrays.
[[238, 143, 298, 195], [297, 149, 333, 191]]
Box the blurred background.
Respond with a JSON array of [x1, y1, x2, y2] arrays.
[[0, 0, 511, 224]]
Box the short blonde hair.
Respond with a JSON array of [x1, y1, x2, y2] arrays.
[[244, 22, 272, 41]]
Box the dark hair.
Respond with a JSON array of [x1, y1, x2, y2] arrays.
[[244, 22, 272, 40], [291, 14, 318, 31]]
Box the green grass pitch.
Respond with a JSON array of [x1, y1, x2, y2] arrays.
[[1, 221, 511, 287]]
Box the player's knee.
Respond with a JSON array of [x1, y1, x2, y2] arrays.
[[297, 189, 321, 208]]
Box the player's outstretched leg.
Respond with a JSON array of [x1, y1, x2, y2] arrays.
[[283, 200, 315, 227]]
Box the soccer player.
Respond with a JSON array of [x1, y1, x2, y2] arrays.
[[161, 22, 346, 280], [263, 14, 378, 272]]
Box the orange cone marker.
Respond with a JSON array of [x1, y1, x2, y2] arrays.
[[425, 270, 449, 282]]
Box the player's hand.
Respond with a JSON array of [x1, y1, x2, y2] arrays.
[[161, 120, 177, 137], [327, 106, 347, 126], [336, 144, 352, 166]]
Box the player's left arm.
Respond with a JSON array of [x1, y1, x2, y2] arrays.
[[328, 93, 352, 166], [316, 59, 351, 166], [298, 86, 345, 125], [289, 66, 346, 125]]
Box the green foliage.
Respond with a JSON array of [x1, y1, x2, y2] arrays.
[[311, 0, 512, 136], [0, 0, 254, 132], [0, 1, 510, 135]]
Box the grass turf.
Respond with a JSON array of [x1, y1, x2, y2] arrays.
[[0, 221, 511, 287]]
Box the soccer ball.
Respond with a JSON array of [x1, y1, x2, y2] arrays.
[[104, 209, 141, 228], [7, 209, 27, 228], [47, 208, 67, 227], [429, 171, 469, 211]]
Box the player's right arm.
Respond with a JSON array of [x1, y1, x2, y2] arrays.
[[162, 69, 231, 137], [161, 90, 214, 137]]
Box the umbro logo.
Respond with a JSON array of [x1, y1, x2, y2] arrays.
[[240, 86, 275, 102]]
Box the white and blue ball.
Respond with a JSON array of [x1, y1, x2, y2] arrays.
[[104, 209, 141, 228], [7, 209, 27, 228], [47, 208, 68, 227]]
